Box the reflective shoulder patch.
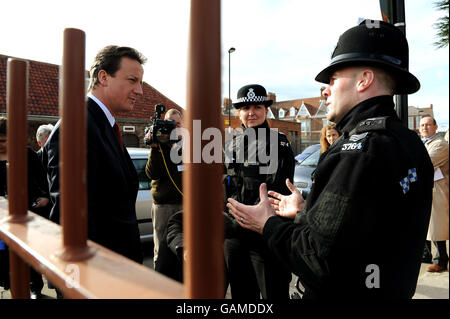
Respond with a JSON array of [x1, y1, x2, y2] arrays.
[[342, 132, 370, 152], [349, 132, 368, 142]]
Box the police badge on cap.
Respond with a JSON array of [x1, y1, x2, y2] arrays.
[[232, 84, 273, 109], [315, 20, 420, 95]]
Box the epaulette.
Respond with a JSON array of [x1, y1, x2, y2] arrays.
[[278, 132, 291, 148], [350, 116, 390, 135]]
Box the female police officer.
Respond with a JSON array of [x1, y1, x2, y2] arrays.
[[224, 84, 295, 299]]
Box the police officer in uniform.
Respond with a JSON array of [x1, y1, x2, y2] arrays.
[[224, 84, 295, 299], [226, 21, 434, 299]]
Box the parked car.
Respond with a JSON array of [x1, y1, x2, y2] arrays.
[[293, 147, 320, 199], [294, 144, 320, 163], [127, 147, 153, 243]]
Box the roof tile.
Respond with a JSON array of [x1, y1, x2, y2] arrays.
[[0, 54, 183, 119]]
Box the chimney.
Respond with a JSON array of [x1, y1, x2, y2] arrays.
[[223, 97, 232, 109], [267, 92, 276, 103], [430, 104, 433, 109]]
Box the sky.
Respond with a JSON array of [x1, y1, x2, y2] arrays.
[[1, 0, 448, 131]]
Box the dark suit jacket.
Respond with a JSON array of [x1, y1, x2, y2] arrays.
[[44, 97, 142, 263], [0, 148, 49, 210]]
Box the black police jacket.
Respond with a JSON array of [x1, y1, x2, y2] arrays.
[[224, 121, 295, 241], [262, 95, 434, 298]]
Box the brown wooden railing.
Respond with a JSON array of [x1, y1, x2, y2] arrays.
[[0, 0, 223, 299]]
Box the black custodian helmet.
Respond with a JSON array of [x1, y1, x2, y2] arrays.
[[315, 19, 420, 94]]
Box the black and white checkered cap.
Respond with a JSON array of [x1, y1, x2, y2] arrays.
[[235, 95, 269, 103], [232, 84, 273, 109]]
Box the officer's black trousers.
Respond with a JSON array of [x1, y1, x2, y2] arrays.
[[225, 238, 291, 300]]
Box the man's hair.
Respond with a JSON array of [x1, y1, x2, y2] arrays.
[[420, 115, 437, 125], [88, 45, 147, 91], [371, 67, 397, 95], [36, 124, 54, 143], [0, 117, 7, 136], [165, 108, 183, 120]]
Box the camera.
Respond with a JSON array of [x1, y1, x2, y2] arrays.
[[145, 104, 177, 145]]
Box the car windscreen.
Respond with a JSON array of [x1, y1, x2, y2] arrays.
[[132, 159, 151, 190], [302, 144, 319, 154], [299, 149, 320, 167]]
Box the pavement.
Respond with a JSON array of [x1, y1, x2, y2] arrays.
[[1, 241, 448, 300]]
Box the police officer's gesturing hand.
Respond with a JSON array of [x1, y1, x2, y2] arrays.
[[227, 183, 275, 234], [227, 179, 306, 233], [268, 178, 305, 219]]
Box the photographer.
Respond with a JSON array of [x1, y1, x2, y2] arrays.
[[145, 108, 183, 268]]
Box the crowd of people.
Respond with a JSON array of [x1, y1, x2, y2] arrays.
[[0, 19, 448, 300]]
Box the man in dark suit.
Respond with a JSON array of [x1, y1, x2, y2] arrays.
[[44, 46, 146, 264]]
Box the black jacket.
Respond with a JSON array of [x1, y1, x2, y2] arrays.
[[0, 148, 50, 216], [262, 95, 434, 298], [224, 121, 295, 242], [225, 121, 295, 205], [43, 98, 142, 263]]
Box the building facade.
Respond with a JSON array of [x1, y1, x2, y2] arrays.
[[408, 105, 434, 133], [266, 91, 328, 153], [0, 54, 183, 150]]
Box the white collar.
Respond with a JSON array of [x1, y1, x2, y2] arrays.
[[87, 92, 116, 127]]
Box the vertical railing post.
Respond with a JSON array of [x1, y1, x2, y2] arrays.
[[56, 28, 96, 261], [9, 251, 30, 298], [184, 0, 224, 298], [6, 58, 31, 298], [6, 59, 30, 223]]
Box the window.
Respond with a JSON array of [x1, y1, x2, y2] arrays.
[[131, 159, 151, 190], [290, 107, 296, 116], [416, 116, 422, 129], [298, 104, 309, 117], [300, 119, 310, 132], [408, 117, 414, 129], [279, 109, 285, 118], [322, 119, 330, 127]]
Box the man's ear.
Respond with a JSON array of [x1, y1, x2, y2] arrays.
[[356, 69, 375, 93], [97, 70, 108, 86]]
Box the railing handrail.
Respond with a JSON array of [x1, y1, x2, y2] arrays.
[[0, 199, 185, 299]]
